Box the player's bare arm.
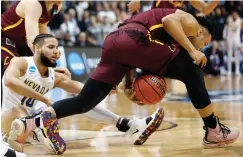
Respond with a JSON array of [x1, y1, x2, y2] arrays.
[[162, 10, 207, 67], [189, 0, 219, 15], [54, 72, 84, 94], [21, 0, 43, 52], [4, 57, 52, 106]]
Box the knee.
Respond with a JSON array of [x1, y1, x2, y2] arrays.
[[12, 106, 28, 118], [191, 67, 205, 83], [180, 67, 205, 86]]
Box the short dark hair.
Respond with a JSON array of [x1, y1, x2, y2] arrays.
[[194, 16, 214, 37], [32, 34, 55, 46]]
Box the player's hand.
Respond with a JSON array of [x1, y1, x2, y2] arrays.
[[54, 67, 71, 78], [127, 0, 140, 14], [124, 88, 144, 105], [191, 51, 207, 68]]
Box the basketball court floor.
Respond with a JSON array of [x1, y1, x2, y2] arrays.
[[24, 76, 243, 157]]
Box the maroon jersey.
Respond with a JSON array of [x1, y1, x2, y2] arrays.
[[119, 8, 179, 46], [1, 1, 57, 49], [152, 0, 184, 9], [91, 9, 182, 85]]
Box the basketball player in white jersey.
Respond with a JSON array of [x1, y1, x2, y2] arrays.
[[2, 34, 164, 154], [223, 11, 242, 77]]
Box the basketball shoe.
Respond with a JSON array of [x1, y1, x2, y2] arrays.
[[203, 116, 240, 147], [8, 111, 66, 155], [117, 108, 164, 145]]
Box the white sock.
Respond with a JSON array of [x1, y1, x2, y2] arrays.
[[84, 105, 120, 125], [128, 119, 135, 127]]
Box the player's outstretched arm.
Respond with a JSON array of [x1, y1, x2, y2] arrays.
[[189, 0, 219, 15], [23, 0, 42, 52], [4, 57, 52, 106], [54, 72, 84, 94], [162, 9, 207, 67], [54, 72, 117, 95]]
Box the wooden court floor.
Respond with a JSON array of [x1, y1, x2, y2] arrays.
[[24, 76, 243, 157]]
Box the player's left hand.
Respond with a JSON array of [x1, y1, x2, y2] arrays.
[[191, 51, 207, 68], [54, 67, 71, 78]]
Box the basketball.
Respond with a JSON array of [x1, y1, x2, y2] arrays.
[[133, 75, 167, 105]]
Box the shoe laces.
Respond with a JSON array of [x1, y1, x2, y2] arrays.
[[218, 121, 231, 138], [203, 117, 231, 139], [215, 117, 231, 138]]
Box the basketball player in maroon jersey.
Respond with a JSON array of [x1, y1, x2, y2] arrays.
[[122, 0, 219, 98], [1, 0, 70, 77], [12, 8, 240, 155], [128, 0, 219, 15]]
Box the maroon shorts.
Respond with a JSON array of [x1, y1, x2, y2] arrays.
[[1, 37, 19, 71], [90, 23, 179, 86]]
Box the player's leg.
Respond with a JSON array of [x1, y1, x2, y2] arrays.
[[1, 106, 28, 137], [84, 103, 120, 124], [227, 39, 233, 77], [1, 106, 28, 152], [84, 104, 164, 145], [8, 74, 119, 154], [234, 41, 241, 76], [162, 49, 240, 147], [2, 105, 44, 152]]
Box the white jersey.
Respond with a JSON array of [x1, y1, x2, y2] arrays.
[[224, 16, 241, 43], [2, 57, 55, 114]]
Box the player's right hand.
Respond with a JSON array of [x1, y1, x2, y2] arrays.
[[191, 51, 207, 68], [127, 0, 140, 14], [124, 88, 144, 105]]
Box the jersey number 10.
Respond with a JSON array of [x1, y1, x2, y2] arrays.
[[21, 96, 35, 107]]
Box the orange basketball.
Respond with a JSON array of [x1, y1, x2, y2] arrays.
[[133, 75, 167, 105]]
